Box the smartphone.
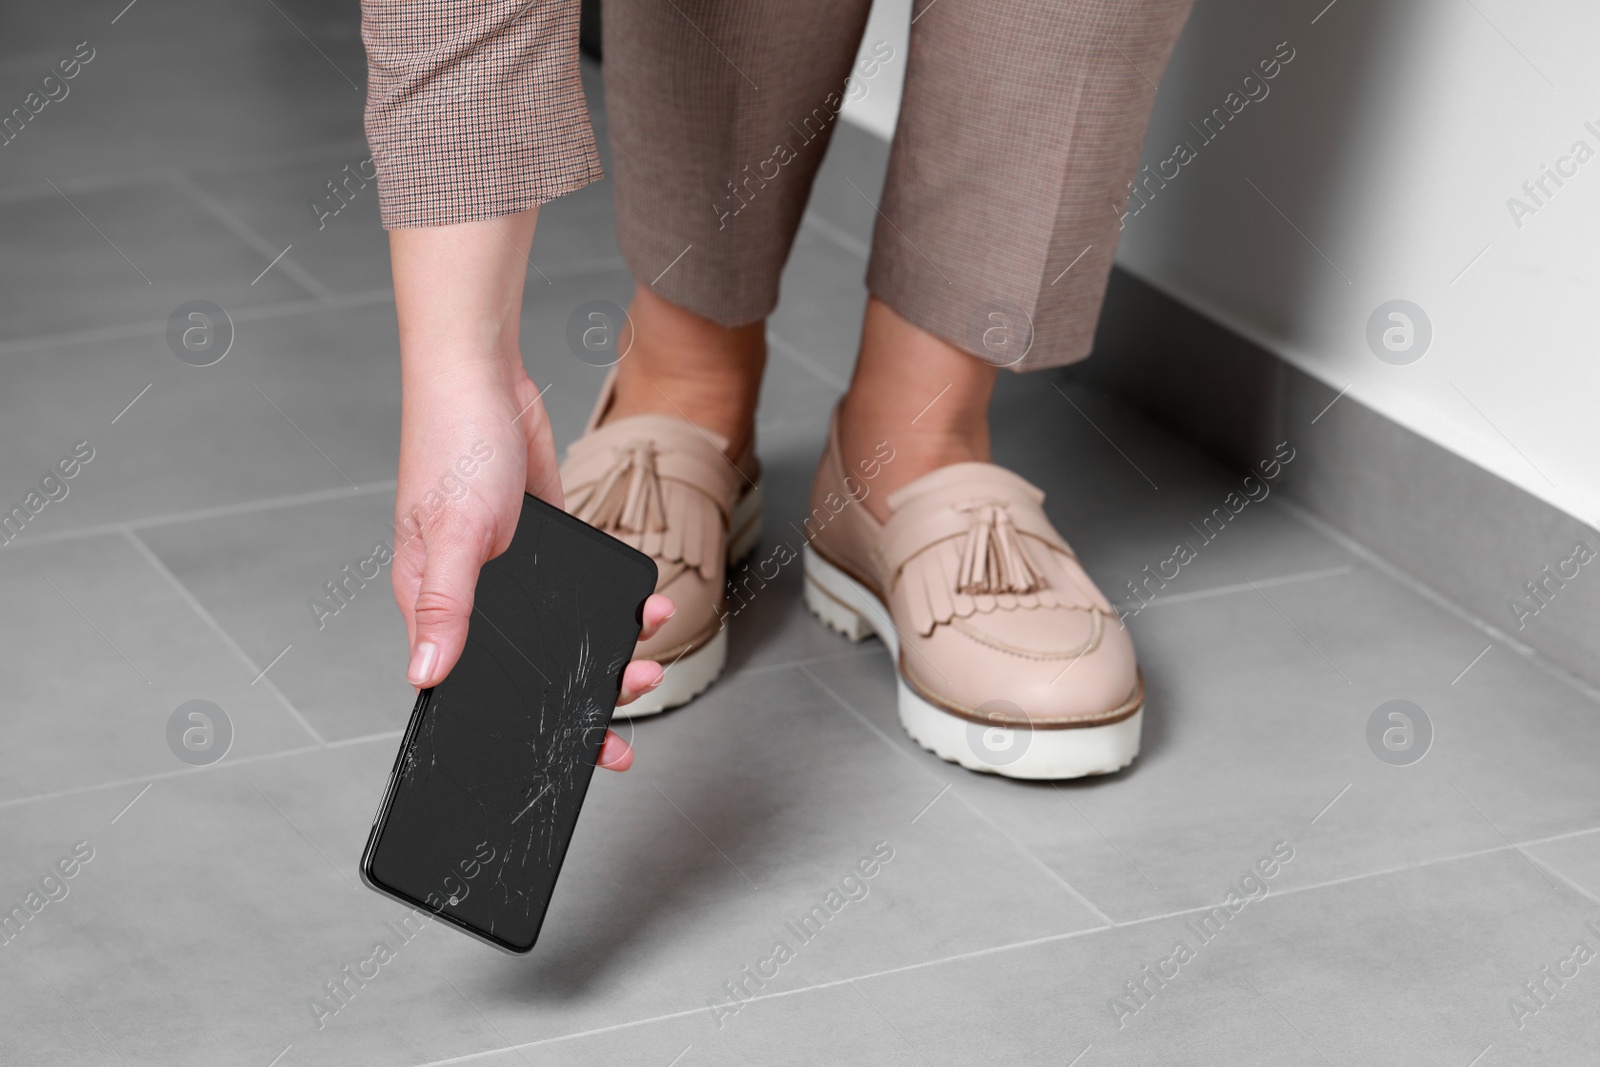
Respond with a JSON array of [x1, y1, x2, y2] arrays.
[[360, 493, 657, 954]]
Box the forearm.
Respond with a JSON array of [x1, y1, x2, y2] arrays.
[[390, 208, 540, 394]]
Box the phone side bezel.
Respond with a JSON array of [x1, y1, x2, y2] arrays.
[[358, 687, 535, 955]]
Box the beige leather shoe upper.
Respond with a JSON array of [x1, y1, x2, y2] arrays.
[[561, 403, 753, 662], [807, 418, 1140, 728]]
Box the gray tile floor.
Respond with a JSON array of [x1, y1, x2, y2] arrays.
[[4, 5, 1599, 1066]]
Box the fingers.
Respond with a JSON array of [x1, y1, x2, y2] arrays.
[[391, 545, 422, 653], [597, 730, 633, 772], [638, 594, 675, 642], [406, 535, 489, 688], [617, 659, 664, 706], [606, 660, 662, 777]]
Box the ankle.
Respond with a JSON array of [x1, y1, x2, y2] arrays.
[[603, 286, 765, 458], [611, 359, 762, 458], [838, 393, 991, 521], [835, 298, 998, 521]]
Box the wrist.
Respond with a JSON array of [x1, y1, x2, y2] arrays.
[[402, 336, 523, 393], [399, 362, 525, 458]]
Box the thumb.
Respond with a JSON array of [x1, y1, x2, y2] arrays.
[[406, 535, 486, 688]]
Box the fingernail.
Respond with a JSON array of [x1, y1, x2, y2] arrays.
[[408, 641, 439, 686]]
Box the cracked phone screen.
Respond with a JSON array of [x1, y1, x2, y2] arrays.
[[363, 494, 657, 953]]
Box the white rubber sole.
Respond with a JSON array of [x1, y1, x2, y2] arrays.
[[802, 545, 1142, 780], [614, 482, 763, 720]]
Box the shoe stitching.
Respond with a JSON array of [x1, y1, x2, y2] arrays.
[[901, 661, 1145, 728], [948, 607, 1105, 660]]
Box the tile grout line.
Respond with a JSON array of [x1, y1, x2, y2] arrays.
[[118, 525, 326, 746], [0, 289, 396, 358], [1250, 825, 1600, 915], [0, 743, 321, 811], [0, 138, 377, 206], [403, 821, 1600, 1067], [0, 728, 406, 812], [1, 480, 398, 553], [0, 651, 876, 804], [952, 788, 1121, 926], [1128, 564, 1354, 611], [0, 255, 630, 358], [168, 172, 337, 301], [1277, 498, 1600, 709], [326, 728, 405, 749], [797, 663, 1119, 927], [400, 921, 1095, 1067]]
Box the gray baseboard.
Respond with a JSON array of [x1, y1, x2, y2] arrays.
[[1070, 268, 1600, 691]]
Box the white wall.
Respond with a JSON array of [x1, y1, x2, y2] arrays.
[[841, 0, 1600, 527]]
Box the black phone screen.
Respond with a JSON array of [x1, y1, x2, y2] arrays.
[[361, 494, 657, 953]]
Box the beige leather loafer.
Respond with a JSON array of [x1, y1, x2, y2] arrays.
[[561, 379, 761, 717], [803, 415, 1140, 778]]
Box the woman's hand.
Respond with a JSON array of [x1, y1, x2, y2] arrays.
[[387, 209, 670, 772]]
